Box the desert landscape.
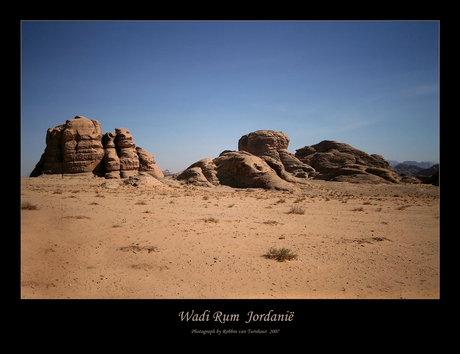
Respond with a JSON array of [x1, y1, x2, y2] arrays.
[[21, 117, 439, 299], [21, 175, 439, 299]]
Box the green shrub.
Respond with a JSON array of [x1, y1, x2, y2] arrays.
[[287, 205, 305, 215], [264, 247, 298, 262]]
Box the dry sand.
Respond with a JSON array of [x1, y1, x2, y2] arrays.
[[21, 176, 439, 299]]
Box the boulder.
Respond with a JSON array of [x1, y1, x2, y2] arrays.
[[214, 151, 295, 191], [136, 147, 164, 179], [123, 173, 164, 187], [238, 130, 290, 153], [176, 166, 215, 188]]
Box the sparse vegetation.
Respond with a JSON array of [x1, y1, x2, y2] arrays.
[[264, 247, 298, 262], [204, 217, 219, 223], [287, 205, 305, 215], [21, 202, 39, 210], [119, 245, 158, 253], [351, 207, 364, 211], [263, 220, 282, 226], [135, 200, 147, 205]]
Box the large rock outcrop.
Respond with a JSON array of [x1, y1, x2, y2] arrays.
[[30, 116, 163, 179], [295, 140, 400, 183], [176, 130, 315, 191], [176, 133, 407, 189], [238, 130, 315, 183]]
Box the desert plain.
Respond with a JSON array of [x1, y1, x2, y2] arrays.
[[21, 175, 439, 299]]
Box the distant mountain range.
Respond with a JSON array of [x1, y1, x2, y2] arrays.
[[386, 160, 439, 177]]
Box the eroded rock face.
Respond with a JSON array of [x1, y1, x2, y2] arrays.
[[175, 131, 408, 189], [238, 130, 290, 154], [214, 151, 295, 190], [295, 140, 400, 183], [136, 147, 164, 179], [31, 116, 105, 176], [175, 130, 314, 190], [114, 128, 140, 178], [102, 132, 121, 179], [61, 116, 104, 174], [30, 116, 163, 179], [238, 130, 315, 184]]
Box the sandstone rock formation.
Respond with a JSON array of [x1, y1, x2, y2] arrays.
[[295, 140, 400, 183], [31, 115, 105, 176], [176, 130, 315, 191], [176, 132, 412, 189], [238, 130, 315, 184], [214, 150, 295, 190], [238, 130, 290, 153], [30, 116, 163, 179]]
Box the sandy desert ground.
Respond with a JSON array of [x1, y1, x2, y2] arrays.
[[21, 176, 439, 299]]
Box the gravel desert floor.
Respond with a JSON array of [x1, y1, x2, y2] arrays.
[[21, 176, 439, 299]]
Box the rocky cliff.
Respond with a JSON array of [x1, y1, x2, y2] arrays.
[[30, 116, 163, 179]]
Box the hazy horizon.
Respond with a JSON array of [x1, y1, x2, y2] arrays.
[[21, 21, 439, 177]]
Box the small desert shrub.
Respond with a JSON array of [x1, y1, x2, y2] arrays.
[[352, 207, 364, 212], [288, 205, 305, 215], [228, 204, 235, 208], [276, 198, 286, 204], [396, 205, 411, 210], [263, 220, 282, 226], [21, 202, 39, 210], [204, 217, 219, 223], [135, 200, 147, 205], [264, 247, 298, 262], [119, 245, 158, 253]]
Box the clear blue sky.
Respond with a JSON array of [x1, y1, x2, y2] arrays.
[[21, 20, 439, 176]]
